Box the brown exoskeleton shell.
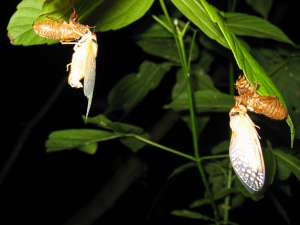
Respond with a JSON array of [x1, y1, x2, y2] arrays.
[[235, 75, 288, 120], [33, 10, 90, 42]]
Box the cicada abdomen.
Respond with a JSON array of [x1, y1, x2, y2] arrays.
[[229, 104, 265, 192], [235, 75, 288, 120], [33, 11, 90, 42], [235, 95, 288, 120]]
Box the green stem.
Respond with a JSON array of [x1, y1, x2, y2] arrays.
[[201, 154, 228, 161], [158, 0, 220, 221], [224, 63, 235, 224], [224, 167, 233, 224], [184, 41, 221, 222], [130, 134, 197, 162]]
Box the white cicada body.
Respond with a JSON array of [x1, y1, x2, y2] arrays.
[[229, 104, 265, 192], [68, 31, 98, 118]]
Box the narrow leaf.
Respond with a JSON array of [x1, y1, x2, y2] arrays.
[[171, 0, 228, 47], [171, 209, 214, 221], [224, 12, 293, 45], [168, 162, 195, 179], [46, 129, 123, 152]]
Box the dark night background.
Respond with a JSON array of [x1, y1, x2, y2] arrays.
[[1, 1, 300, 225]]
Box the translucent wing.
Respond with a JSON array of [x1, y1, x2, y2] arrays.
[[229, 106, 265, 192], [83, 33, 98, 118]]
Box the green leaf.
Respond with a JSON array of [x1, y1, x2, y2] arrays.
[[8, 0, 154, 46], [223, 12, 293, 45], [119, 135, 149, 152], [134, 20, 172, 39], [197, 50, 215, 72], [263, 147, 277, 186], [168, 162, 195, 179], [181, 115, 210, 137], [86, 114, 148, 152], [135, 22, 198, 63], [233, 178, 264, 200], [86, 114, 144, 134], [171, 0, 228, 48], [108, 61, 172, 113], [172, 68, 217, 99], [205, 160, 228, 192], [137, 38, 180, 63], [78, 142, 98, 155], [7, 0, 59, 46], [86, 0, 155, 31], [273, 149, 300, 181], [171, 209, 214, 221], [211, 140, 229, 155], [270, 56, 300, 140], [185, 0, 294, 146], [252, 47, 291, 75], [276, 159, 291, 181], [166, 89, 234, 113], [253, 48, 300, 141], [245, 0, 273, 18], [46, 129, 123, 152]]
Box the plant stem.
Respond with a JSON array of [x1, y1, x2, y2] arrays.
[[224, 166, 232, 224], [224, 63, 235, 224], [182, 37, 220, 222], [158, 0, 220, 221], [201, 154, 228, 161], [131, 134, 197, 162]]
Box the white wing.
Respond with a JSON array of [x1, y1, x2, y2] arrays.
[[229, 106, 265, 192], [83, 33, 98, 119], [68, 32, 98, 118]]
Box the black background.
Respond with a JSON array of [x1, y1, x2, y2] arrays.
[[1, 1, 300, 225]]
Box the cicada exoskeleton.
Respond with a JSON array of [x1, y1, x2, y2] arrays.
[[235, 75, 288, 120]]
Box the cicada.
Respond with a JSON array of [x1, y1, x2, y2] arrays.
[[67, 31, 98, 118], [33, 10, 98, 118], [33, 10, 90, 42], [229, 104, 265, 192], [235, 75, 288, 120]]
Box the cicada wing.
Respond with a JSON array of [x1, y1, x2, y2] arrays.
[[229, 114, 265, 192], [83, 34, 98, 118]]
